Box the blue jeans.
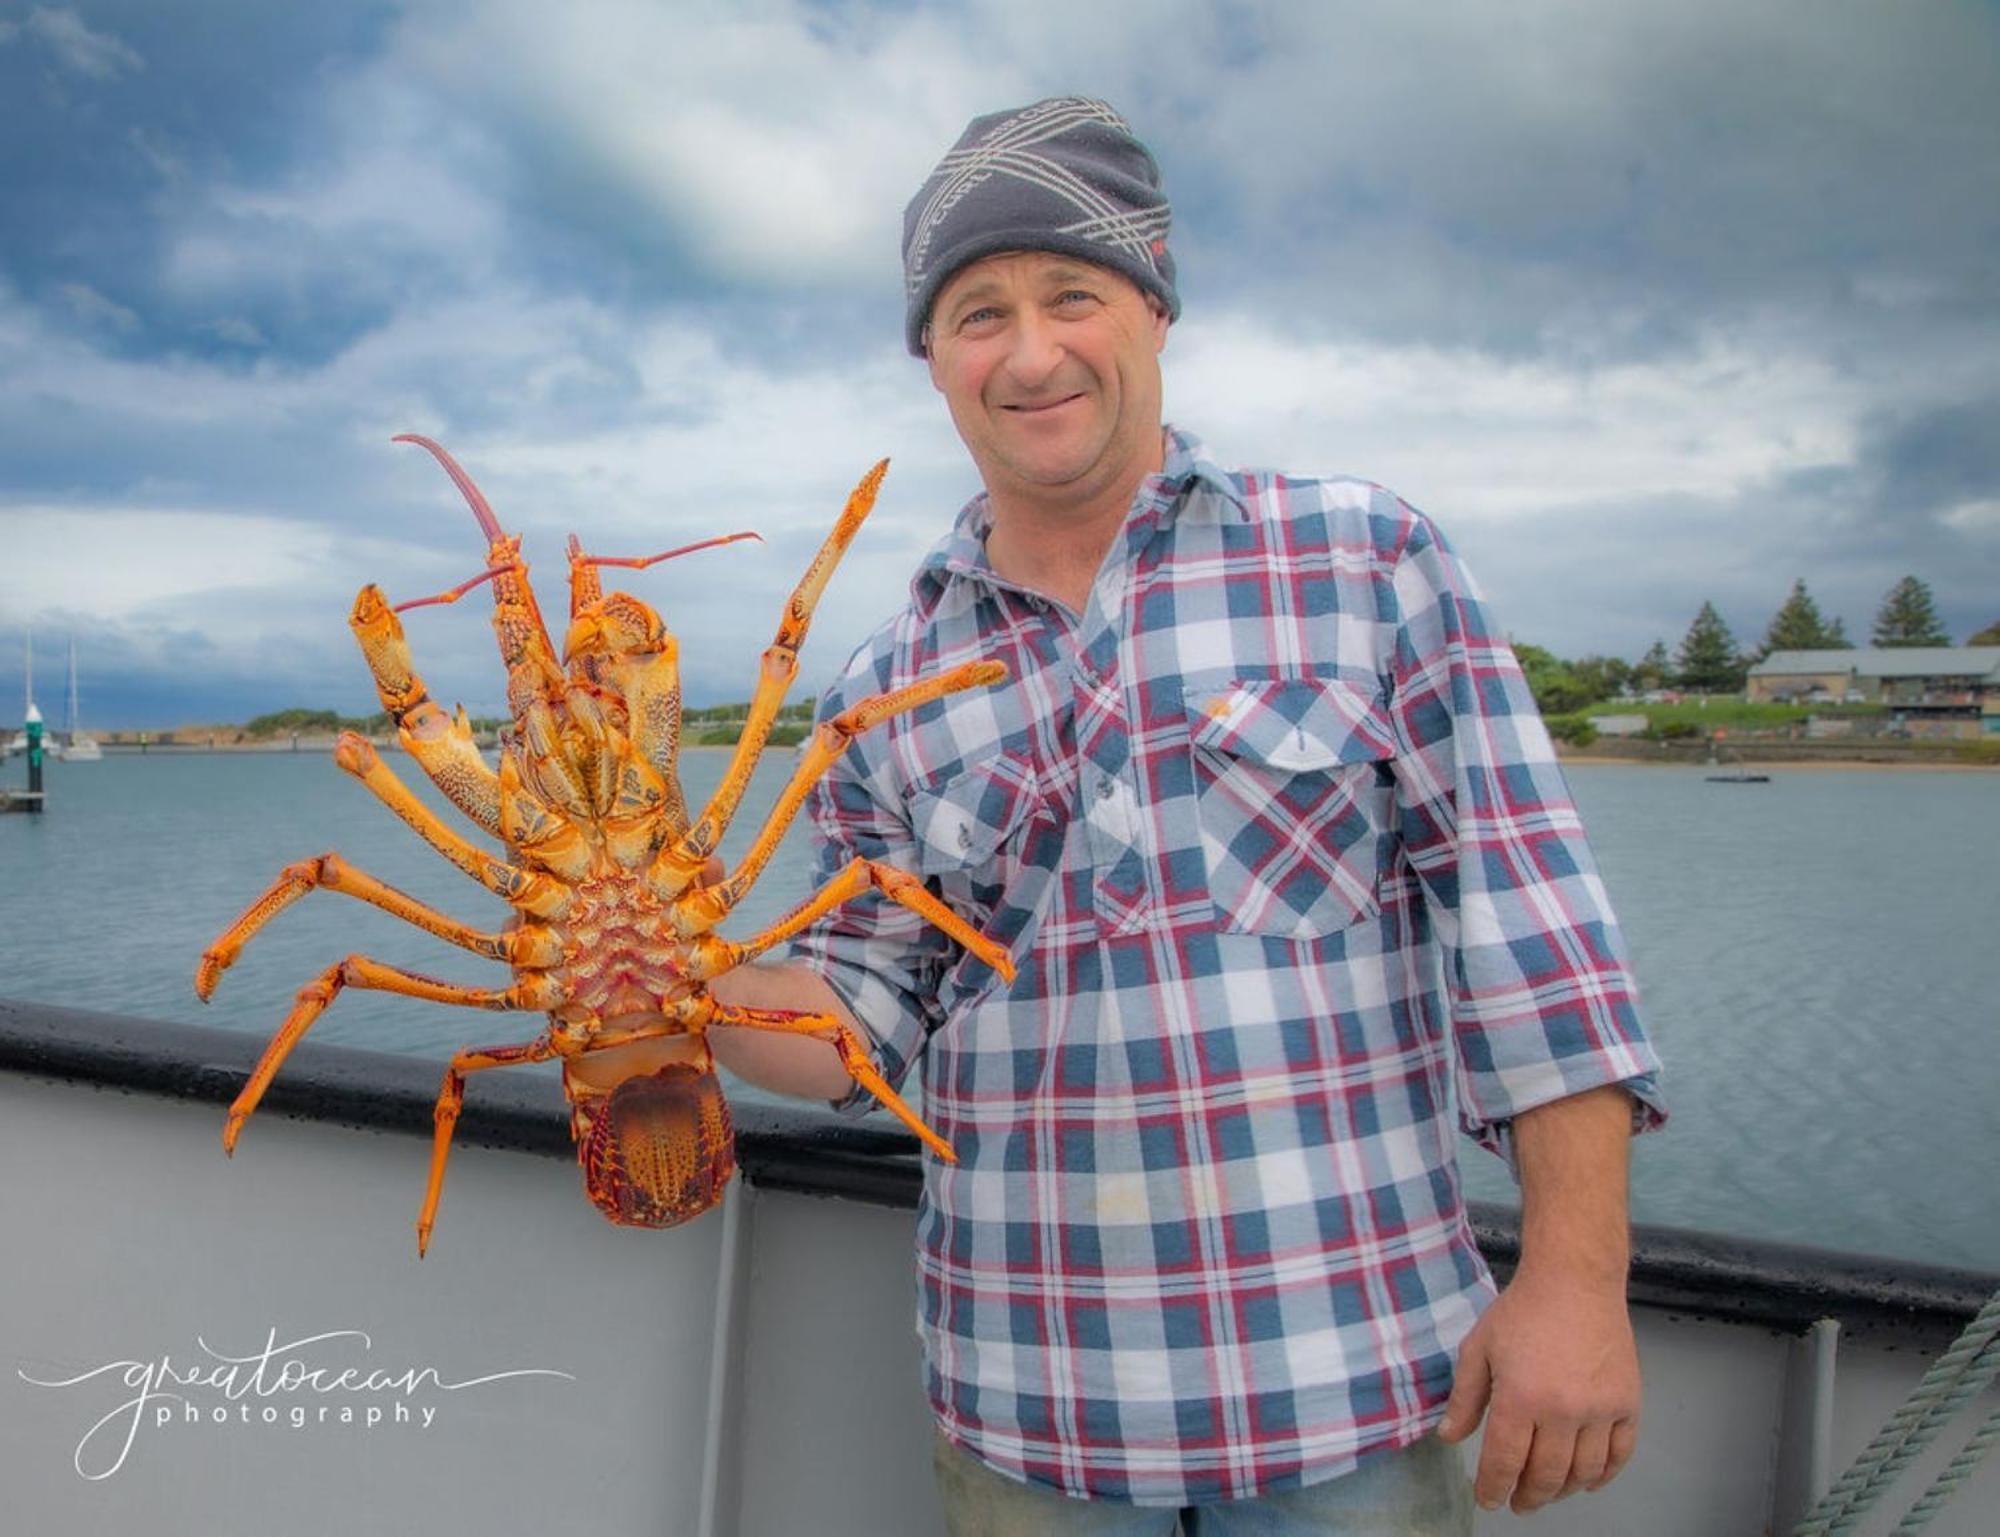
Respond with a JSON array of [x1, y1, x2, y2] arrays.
[[932, 1429, 1475, 1536]]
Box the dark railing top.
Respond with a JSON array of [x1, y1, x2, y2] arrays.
[[2, 997, 1990, 1345]]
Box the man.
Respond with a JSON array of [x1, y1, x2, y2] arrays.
[[710, 97, 1664, 1534]]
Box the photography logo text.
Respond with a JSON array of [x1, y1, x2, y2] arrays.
[[18, 1327, 575, 1480]]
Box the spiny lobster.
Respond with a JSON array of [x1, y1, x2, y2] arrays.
[[196, 436, 1011, 1255]]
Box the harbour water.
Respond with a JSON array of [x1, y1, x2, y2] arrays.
[[1, 748, 1994, 1271]]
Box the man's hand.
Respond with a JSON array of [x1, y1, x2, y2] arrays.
[[1437, 1084, 1640, 1513], [1436, 1266, 1640, 1512]]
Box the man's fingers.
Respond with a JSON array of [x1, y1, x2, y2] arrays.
[[1471, 1400, 1534, 1511], [1562, 1420, 1612, 1498], [1590, 1417, 1639, 1491], [1510, 1423, 1579, 1514], [1438, 1326, 1492, 1444], [700, 855, 725, 886]]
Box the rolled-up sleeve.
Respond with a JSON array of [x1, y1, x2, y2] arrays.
[[1382, 505, 1666, 1164], [783, 665, 952, 1112]]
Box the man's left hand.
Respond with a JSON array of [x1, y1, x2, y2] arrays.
[[1436, 1267, 1641, 1513]]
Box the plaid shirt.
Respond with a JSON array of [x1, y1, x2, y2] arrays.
[[788, 426, 1665, 1506]]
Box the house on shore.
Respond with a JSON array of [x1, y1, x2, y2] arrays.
[[1747, 647, 2000, 738]]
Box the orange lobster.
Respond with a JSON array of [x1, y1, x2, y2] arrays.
[[196, 436, 1011, 1255]]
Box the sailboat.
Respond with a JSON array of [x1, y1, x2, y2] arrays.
[[58, 637, 101, 761]]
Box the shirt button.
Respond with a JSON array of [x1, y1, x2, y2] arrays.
[[956, 823, 973, 851], [1096, 776, 1116, 800]]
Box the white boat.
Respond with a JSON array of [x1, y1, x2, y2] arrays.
[[55, 637, 100, 761]]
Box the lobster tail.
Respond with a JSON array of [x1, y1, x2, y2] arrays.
[[576, 1064, 736, 1228]]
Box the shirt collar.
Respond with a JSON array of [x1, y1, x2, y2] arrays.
[[912, 424, 1250, 608]]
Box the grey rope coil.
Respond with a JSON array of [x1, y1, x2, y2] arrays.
[[1792, 1287, 2000, 1537]]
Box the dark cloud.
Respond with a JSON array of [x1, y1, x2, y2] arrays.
[[1462, 449, 2000, 663], [1858, 400, 2000, 520], [1160, 2, 2000, 364]]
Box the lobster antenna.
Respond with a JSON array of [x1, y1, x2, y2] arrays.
[[583, 531, 764, 570], [394, 434, 508, 545], [392, 564, 519, 614]]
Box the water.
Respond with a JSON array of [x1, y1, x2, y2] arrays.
[[1, 751, 1995, 1271]]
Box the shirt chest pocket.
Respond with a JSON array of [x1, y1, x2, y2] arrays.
[[1187, 678, 1398, 940], [906, 750, 1045, 929]]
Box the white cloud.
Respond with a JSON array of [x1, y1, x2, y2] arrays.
[[24, 7, 143, 81], [0, 273, 976, 714], [1167, 311, 1862, 526], [156, 68, 510, 311], [206, 316, 268, 348], [126, 126, 187, 184], [57, 281, 140, 332], [1942, 499, 2000, 535], [0, 507, 334, 616], [396, 0, 1027, 285]]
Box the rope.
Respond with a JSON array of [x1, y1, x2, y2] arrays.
[[1888, 1403, 2000, 1537], [1791, 1288, 2000, 1537]]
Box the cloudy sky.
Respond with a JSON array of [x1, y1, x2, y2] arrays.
[[1, 0, 1995, 728]]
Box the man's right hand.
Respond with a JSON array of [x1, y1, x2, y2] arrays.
[[706, 960, 863, 1103]]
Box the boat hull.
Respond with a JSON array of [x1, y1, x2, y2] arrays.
[[1, 1001, 1993, 1535]]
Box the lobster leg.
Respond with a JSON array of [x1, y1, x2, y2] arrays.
[[671, 659, 1008, 932], [349, 585, 504, 838], [695, 856, 1014, 983], [419, 1018, 708, 1257], [618, 645, 689, 834], [651, 461, 889, 894], [419, 1036, 558, 1257], [701, 1000, 955, 1162], [196, 852, 560, 1001], [224, 957, 561, 1155], [336, 733, 571, 919]]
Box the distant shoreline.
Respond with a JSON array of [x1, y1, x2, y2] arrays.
[[1553, 733, 1999, 770], [71, 738, 756, 754], [52, 738, 1998, 772], [1558, 752, 1997, 773]]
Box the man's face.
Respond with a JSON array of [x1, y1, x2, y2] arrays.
[[924, 251, 1169, 511]]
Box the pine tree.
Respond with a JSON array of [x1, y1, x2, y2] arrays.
[[1633, 640, 1672, 691], [1967, 619, 2000, 646], [1756, 579, 1849, 659], [1676, 602, 1746, 693], [1871, 576, 1950, 648]]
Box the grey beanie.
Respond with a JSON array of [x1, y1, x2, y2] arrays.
[[902, 96, 1179, 356]]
